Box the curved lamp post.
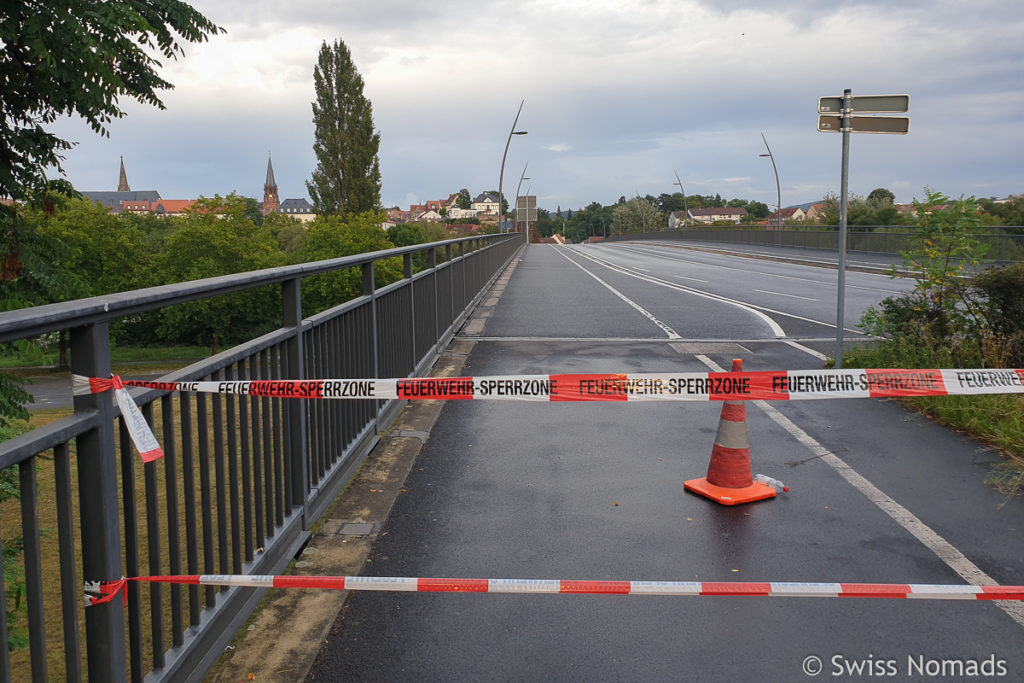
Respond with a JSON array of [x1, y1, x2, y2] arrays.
[[514, 162, 530, 231], [672, 169, 689, 227], [760, 132, 781, 228], [498, 100, 527, 232]]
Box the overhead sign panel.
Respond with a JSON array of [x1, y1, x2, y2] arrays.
[[818, 94, 910, 114], [516, 195, 538, 222], [817, 115, 910, 135]]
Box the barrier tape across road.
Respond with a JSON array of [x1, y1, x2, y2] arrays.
[[83, 574, 1024, 606], [75, 367, 1024, 403], [75, 367, 1024, 462]]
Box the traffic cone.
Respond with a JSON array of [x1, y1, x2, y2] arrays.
[[684, 358, 776, 505]]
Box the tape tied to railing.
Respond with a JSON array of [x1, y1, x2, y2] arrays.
[[74, 368, 1024, 403], [110, 375, 164, 463], [83, 574, 1024, 605]]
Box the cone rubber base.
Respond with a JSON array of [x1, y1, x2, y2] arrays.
[[684, 478, 776, 506]]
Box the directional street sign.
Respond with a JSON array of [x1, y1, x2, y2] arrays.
[[817, 114, 910, 135], [818, 94, 910, 114], [816, 89, 910, 369]]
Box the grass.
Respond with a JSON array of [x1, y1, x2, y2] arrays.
[[0, 345, 210, 370], [905, 393, 1024, 496], [843, 344, 1024, 496]]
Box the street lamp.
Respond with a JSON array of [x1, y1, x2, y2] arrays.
[[760, 132, 781, 228], [498, 100, 527, 232], [515, 162, 530, 231], [672, 169, 689, 227]]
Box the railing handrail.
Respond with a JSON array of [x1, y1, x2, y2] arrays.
[[0, 229, 525, 682], [0, 233, 514, 343]]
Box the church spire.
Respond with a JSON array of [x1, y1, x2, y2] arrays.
[[262, 153, 279, 215], [265, 155, 277, 188], [118, 156, 130, 192]]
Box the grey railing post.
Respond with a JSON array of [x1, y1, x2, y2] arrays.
[[446, 244, 454, 335], [70, 322, 126, 682], [404, 253, 416, 371], [282, 278, 309, 528], [363, 262, 380, 432], [429, 247, 439, 351]]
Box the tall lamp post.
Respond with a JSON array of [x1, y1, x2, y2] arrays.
[[498, 100, 527, 232], [672, 169, 689, 227], [514, 162, 530, 231], [759, 132, 781, 228]]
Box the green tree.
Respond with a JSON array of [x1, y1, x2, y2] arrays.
[[155, 194, 284, 351], [456, 189, 472, 210], [820, 192, 841, 225], [36, 198, 151, 296], [388, 222, 427, 247], [655, 193, 685, 214], [243, 196, 265, 226], [422, 223, 451, 242], [535, 208, 556, 237], [978, 195, 1024, 230], [0, 0, 222, 436], [613, 197, 660, 234], [867, 187, 896, 207], [0, 1, 223, 202], [307, 39, 382, 217], [264, 211, 305, 253], [745, 201, 770, 219], [901, 190, 986, 342], [297, 211, 401, 314]]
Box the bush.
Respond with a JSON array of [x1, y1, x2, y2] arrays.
[[973, 263, 1024, 336]]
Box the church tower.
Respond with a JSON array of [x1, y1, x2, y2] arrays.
[[118, 156, 130, 192], [262, 155, 280, 215]]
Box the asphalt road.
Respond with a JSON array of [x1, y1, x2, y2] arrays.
[[309, 243, 1023, 682]]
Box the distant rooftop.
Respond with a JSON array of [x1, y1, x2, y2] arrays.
[[82, 190, 161, 211]]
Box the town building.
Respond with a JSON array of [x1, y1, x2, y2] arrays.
[[471, 192, 499, 215], [686, 207, 748, 225], [275, 198, 316, 222]]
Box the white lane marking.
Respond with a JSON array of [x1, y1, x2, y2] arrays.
[[752, 289, 818, 301], [573, 247, 864, 338], [673, 275, 709, 283], [693, 352, 1024, 629], [606, 243, 906, 294], [567, 247, 787, 338], [553, 248, 681, 340], [784, 340, 829, 361]]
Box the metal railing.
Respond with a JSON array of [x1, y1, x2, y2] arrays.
[[607, 226, 1024, 263], [0, 232, 524, 682]]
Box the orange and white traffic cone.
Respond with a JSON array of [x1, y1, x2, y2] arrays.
[[684, 358, 776, 505]]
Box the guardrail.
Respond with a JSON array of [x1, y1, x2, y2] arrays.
[[607, 226, 1024, 263], [0, 231, 524, 682]]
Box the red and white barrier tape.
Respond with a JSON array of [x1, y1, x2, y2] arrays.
[[84, 574, 1024, 606], [110, 375, 163, 463], [75, 368, 1024, 403]]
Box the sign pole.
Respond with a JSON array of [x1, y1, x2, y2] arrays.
[[835, 88, 852, 369]]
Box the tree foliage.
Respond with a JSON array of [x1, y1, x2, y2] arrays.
[[307, 39, 382, 218], [154, 195, 284, 351], [612, 197, 660, 234], [36, 197, 151, 295], [0, 0, 223, 200], [297, 211, 401, 314]]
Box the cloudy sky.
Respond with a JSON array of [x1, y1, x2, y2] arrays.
[[52, 0, 1024, 213]]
